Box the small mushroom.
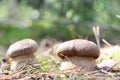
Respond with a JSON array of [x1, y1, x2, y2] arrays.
[[56, 39, 100, 71], [6, 39, 39, 72]]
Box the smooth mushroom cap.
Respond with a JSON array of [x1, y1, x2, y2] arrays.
[[7, 39, 38, 58], [56, 39, 100, 59]]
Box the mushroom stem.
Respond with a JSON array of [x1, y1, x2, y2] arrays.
[[60, 56, 96, 71], [10, 53, 39, 71]]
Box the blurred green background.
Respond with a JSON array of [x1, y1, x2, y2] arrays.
[[0, 0, 120, 54]]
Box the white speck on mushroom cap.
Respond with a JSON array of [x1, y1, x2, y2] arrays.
[[56, 39, 100, 59], [7, 39, 38, 58]]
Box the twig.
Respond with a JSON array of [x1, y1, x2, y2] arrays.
[[102, 39, 112, 47], [93, 26, 100, 48]]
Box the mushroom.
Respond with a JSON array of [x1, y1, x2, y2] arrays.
[[6, 39, 39, 72], [56, 39, 100, 71]]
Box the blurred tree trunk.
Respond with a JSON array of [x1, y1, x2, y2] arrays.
[[8, 0, 18, 20]]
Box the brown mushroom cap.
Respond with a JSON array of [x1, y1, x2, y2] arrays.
[[7, 39, 38, 58], [56, 39, 100, 59]]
